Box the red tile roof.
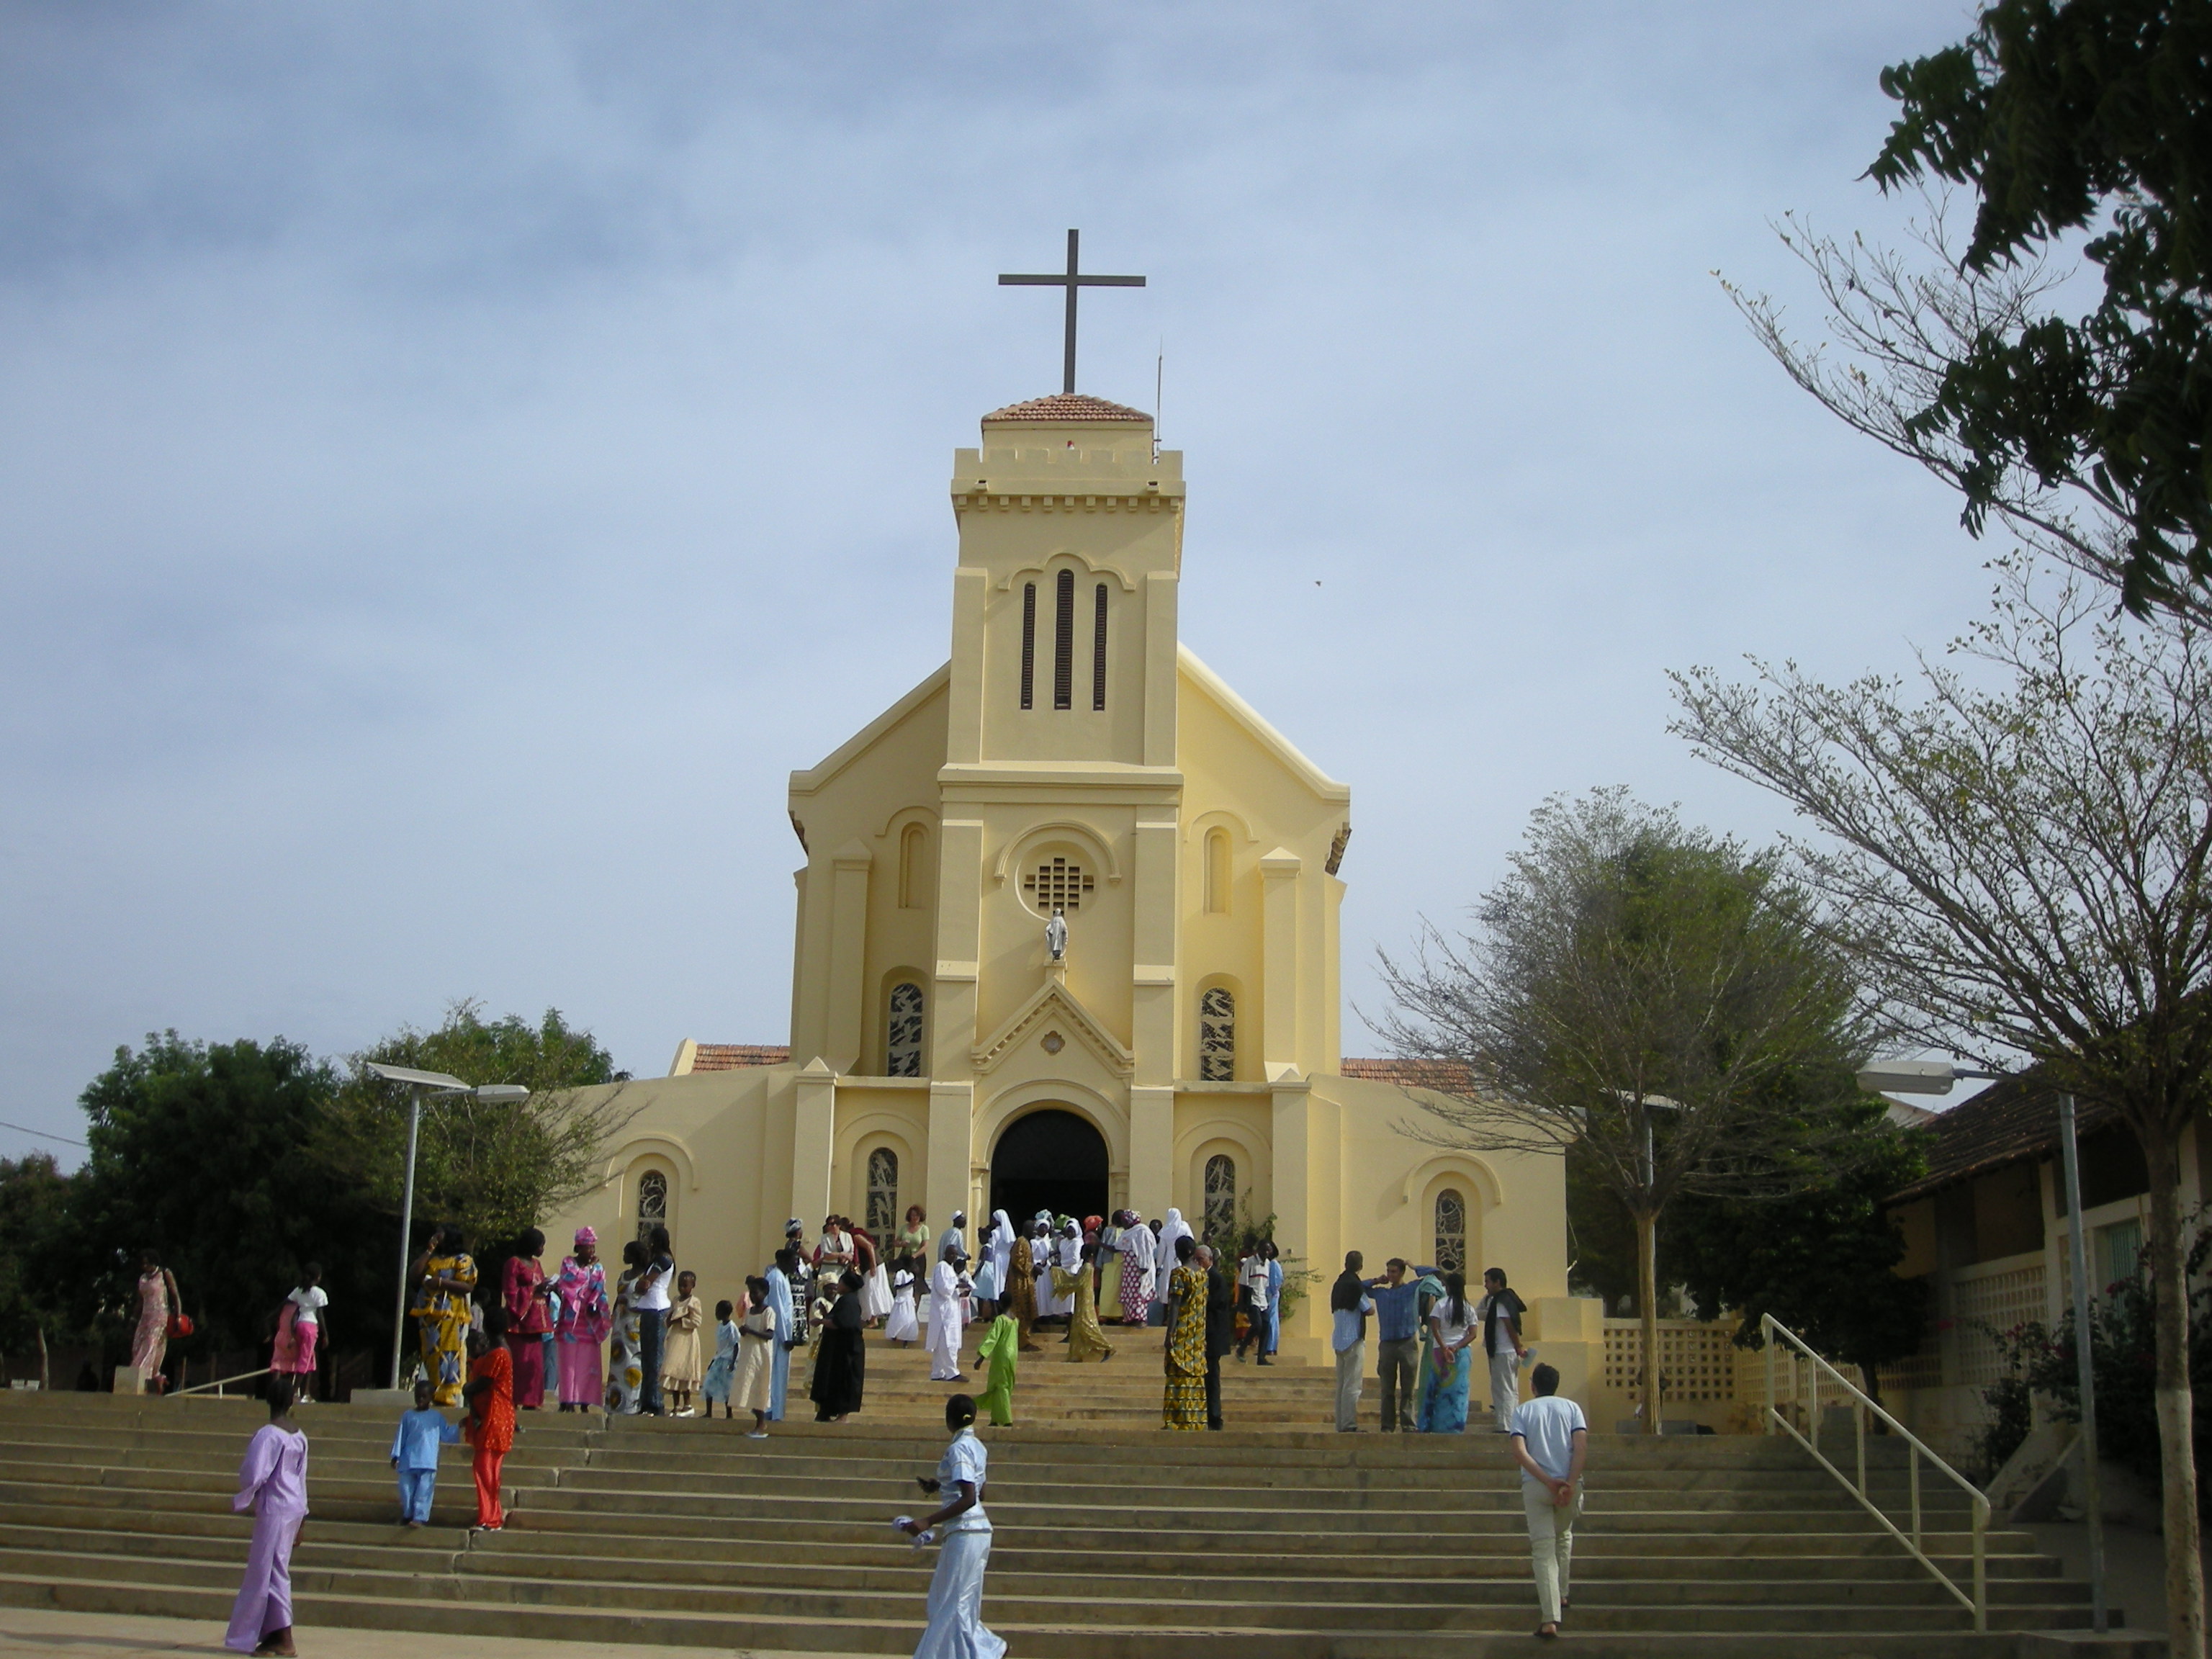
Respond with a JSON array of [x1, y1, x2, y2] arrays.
[[1339, 1057, 1477, 1093], [982, 393, 1154, 424], [691, 1044, 791, 1071]]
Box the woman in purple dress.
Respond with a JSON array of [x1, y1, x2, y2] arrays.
[[227, 1376, 308, 1655]]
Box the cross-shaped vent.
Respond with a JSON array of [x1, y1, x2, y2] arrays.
[[1023, 856, 1094, 912]]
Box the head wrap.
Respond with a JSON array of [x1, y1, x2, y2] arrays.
[[1153, 1208, 1192, 1298], [573, 1226, 597, 1247], [986, 1209, 1014, 1289]]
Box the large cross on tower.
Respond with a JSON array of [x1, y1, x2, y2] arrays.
[[999, 229, 1145, 397]]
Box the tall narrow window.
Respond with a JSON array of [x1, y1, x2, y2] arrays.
[[1199, 986, 1235, 1082], [1092, 583, 1108, 710], [1434, 1188, 1467, 1274], [898, 823, 927, 909], [1052, 569, 1074, 709], [635, 1169, 668, 1244], [886, 982, 925, 1077], [1020, 583, 1036, 709], [866, 1148, 899, 1236], [1204, 828, 1231, 914], [1203, 1154, 1237, 1238]]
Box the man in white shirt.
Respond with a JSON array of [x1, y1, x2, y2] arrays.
[[1477, 1266, 1529, 1430], [1509, 1362, 1587, 1640], [1327, 1252, 1375, 1433]]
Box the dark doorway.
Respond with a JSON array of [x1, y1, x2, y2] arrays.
[[990, 1107, 1109, 1227]]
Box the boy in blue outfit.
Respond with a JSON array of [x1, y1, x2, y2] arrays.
[[390, 1377, 460, 1526]]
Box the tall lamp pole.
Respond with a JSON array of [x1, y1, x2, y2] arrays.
[[366, 1064, 531, 1390], [1857, 1059, 2106, 1632]]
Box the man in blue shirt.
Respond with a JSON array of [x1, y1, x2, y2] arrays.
[[1363, 1259, 1437, 1432]]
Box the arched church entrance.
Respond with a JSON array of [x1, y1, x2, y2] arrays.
[[989, 1107, 1108, 1228]]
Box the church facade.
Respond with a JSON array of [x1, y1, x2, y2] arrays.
[[545, 392, 1567, 1358]]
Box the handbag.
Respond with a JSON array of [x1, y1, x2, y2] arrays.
[[166, 1312, 194, 1339]]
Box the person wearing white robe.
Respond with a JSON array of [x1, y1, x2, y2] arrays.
[[899, 1394, 1004, 1659], [970, 1213, 1005, 1310], [925, 1250, 968, 1382], [1151, 1209, 1192, 1323], [885, 1268, 920, 1344], [935, 1213, 968, 1269], [1050, 1224, 1082, 1319]]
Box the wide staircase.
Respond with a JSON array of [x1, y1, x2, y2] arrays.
[[0, 1328, 2114, 1656]]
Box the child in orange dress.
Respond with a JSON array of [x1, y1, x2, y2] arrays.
[[462, 1306, 516, 1531]]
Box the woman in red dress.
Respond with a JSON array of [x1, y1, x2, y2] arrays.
[[501, 1228, 552, 1409]]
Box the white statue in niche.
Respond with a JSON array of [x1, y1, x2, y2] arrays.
[[1046, 906, 1068, 961]]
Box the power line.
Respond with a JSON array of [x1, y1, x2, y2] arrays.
[[0, 1119, 85, 1148]]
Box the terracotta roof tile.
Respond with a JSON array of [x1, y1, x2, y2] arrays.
[[981, 393, 1153, 424], [1339, 1057, 1477, 1092], [691, 1044, 791, 1071]]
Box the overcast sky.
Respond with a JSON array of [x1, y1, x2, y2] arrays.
[[0, 3, 2002, 1163]]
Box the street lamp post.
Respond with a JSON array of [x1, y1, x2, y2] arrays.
[[365, 1064, 531, 1390], [1856, 1059, 2105, 1633]]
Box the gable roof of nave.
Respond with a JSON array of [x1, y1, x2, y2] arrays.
[[1177, 644, 1349, 805], [787, 661, 950, 801]]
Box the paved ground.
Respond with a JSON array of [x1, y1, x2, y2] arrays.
[[2026, 1518, 2212, 1632], [0, 1607, 815, 1659]]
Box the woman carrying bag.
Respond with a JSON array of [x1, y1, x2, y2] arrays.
[[132, 1250, 187, 1394]]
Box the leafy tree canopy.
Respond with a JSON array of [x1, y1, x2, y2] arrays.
[[0, 1154, 79, 1367]]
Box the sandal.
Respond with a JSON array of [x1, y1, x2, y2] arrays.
[[1535, 1624, 1560, 1641]]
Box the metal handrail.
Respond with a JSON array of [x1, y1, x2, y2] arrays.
[[171, 1367, 271, 1398], [1761, 1313, 1989, 1633]]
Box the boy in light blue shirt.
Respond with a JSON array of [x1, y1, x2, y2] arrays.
[[1509, 1362, 1588, 1640], [390, 1378, 461, 1526]]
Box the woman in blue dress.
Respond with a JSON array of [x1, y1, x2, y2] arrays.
[[1418, 1271, 1475, 1434]]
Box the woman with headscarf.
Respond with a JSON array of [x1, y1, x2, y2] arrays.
[[1115, 1211, 1155, 1327], [1054, 1242, 1115, 1363], [1419, 1270, 1476, 1434], [809, 1269, 867, 1423], [1161, 1235, 1208, 1430], [925, 1246, 970, 1382], [552, 1227, 611, 1413], [974, 1311, 1019, 1426], [1005, 1219, 1042, 1354], [1151, 1208, 1192, 1326], [412, 1226, 477, 1407], [502, 1228, 554, 1410]]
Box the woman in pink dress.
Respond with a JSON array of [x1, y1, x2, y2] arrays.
[[226, 1375, 308, 1655], [502, 1228, 553, 1410], [131, 1250, 180, 1393], [551, 1227, 611, 1412]]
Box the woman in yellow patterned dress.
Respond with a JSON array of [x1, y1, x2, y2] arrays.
[[412, 1226, 477, 1406], [1160, 1234, 1207, 1430]]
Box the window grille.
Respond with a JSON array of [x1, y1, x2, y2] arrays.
[[866, 1148, 899, 1236], [1199, 986, 1235, 1082], [1053, 569, 1074, 709], [1203, 1154, 1237, 1239], [1092, 583, 1108, 710], [1020, 583, 1036, 709], [1434, 1188, 1467, 1274], [635, 1170, 667, 1244], [1022, 856, 1094, 913], [886, 982, 925, 1077]]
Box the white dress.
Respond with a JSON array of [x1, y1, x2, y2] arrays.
[[863, 1262, 894, 1321], [914, 1427, 1004, 1659], [925, 1262, 966, 1381], [885, 1272, 920, 1343]]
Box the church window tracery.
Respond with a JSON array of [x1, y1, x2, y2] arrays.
[[1020, 583, 1037, 709], [1092, 583, 1108, 710], [866, 1148, 899, 1236], [1023, 856, 1093, 913], [898, 823, 927, 909], [1434, 1188, 1467, 1274], [1204, 828, 1231, 915], [1199, 986, 1235, 1081], [886, 982, 925, 1077], [1203, 1154, 1237, 1238], [1053, 568, 1075, 709], [635, 1169, 667, 1245]]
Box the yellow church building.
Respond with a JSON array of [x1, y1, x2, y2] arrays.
[[545, 391, 1571, 1362]]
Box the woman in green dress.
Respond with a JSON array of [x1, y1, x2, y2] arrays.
[[1160, 1235, 1207, 1430]]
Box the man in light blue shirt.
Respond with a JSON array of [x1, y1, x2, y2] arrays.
[[1509, 1362, 1588, 1639], [1328, 1252, 1374, 1432]]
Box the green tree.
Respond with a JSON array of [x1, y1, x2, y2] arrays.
[[70, 1033, 379, 1357], [317, 1001, 637, 1251], [0, 1154, 79, 1386], [1375, 789, 1876, 1433], [1674, 562, 2212, 1656]]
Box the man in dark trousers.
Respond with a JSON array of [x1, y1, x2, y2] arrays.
[[1197, 1244, 1236, 1430]]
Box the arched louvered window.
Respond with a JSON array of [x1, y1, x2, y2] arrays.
[[1204, 828, 1231, 915], [1020, 582, 1037, 709], [866, 1148, 899, 1236], [635, 1169, 668, 1244], [1434, 1188, 1467, 1274], [1052, 568, 1075, 709], [1092, 583, 1108, 710], [1199, 986, 1235, 1082], [1203, 1154, 1237, 1239], [898, 823, 927, 909], [886, 982, 925, 1077]]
